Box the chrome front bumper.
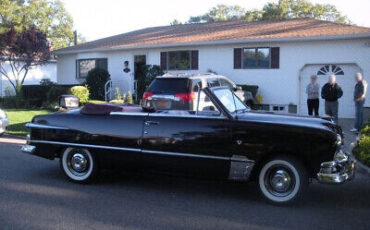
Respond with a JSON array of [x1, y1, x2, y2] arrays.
[[317, 148, 356, 184]]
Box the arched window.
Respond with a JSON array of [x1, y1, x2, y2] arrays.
[[317, 64, 344, 75]]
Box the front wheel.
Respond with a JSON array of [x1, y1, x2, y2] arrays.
[[258, 157, 308, 205], [60, 147, 99, 183]]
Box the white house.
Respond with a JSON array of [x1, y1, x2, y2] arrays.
[[54, 18, 370, 118], [0, 61, 57, 96]]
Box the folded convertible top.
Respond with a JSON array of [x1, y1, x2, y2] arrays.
[[80, 103, 144, 115]]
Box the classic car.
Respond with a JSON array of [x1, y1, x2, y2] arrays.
[[22, 87, 355, 204]]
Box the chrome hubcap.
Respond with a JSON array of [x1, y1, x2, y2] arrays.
[[270, 169, 291, 192], [264, 165, 295, 197], [66, 150, 90, 176], [71, 153, 87, 173]]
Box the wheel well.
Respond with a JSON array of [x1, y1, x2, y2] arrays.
[[250, 153, 312, 181]]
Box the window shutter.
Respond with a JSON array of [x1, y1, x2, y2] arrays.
[[270, 47, 280, 69], [191, 50, 199, 70], [160, 52, 167, 70], [234, 48, 242, 69], [96, 59, 108, 70]]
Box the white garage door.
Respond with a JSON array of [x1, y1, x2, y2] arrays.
[[299, 64, 362, 118]]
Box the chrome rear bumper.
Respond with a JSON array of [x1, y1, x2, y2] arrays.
[[317, 148, 356, 184], [21, 145, 36, 154]]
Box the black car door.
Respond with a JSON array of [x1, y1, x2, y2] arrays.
[[140, 113, 232, 177]]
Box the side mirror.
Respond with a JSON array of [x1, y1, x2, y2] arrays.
[[233, 86, 242, 91], [59, 95, 80, 109]]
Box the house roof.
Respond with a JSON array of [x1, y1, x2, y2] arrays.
[[54, 18, 370, 54]]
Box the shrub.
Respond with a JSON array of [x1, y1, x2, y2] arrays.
[[124, 91, 133, 104], [85, 68, 110, 100], [71, 86, 89, 104], [115, 87, 123, 100], [88, 100, 106, 104], [40, 78, 56, 88], [361, 123, 370, 136], [353, 123, 370, 167], [46, 86, 69, 103]]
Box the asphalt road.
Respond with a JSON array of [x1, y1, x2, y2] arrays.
[[0, 141, 369, 230]]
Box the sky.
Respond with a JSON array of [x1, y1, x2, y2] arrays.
[[61, 0, 370, 41]]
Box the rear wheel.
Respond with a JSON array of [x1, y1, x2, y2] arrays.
[[60, 147, 99, 183], [258, 157, 308, 205]]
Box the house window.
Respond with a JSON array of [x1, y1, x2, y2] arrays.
[[243, 47, 270, 68], [77, 58, 107, 78], [160, 50, 198, 70], [317, 64, 344, 75], [234, 47, 279, 69]]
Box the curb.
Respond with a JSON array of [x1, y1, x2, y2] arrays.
[[350, 135, 370, 177], [0, 134, 26, 145], [2, 134, 26, 140]]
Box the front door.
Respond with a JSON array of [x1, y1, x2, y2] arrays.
[[134, 55, 147, 101], [140, 91, 232, 177]]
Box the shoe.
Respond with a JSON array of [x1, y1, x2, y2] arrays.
[[350, 128, 358, 132]]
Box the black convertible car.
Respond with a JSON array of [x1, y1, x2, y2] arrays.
[[22, 87, 355, 204]]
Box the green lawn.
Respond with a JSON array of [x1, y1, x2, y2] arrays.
[[5, 109, 52, 136]]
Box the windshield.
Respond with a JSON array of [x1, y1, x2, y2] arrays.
[[213, 88, 248, 113]]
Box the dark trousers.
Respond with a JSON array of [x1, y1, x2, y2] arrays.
[[355, 100, 365, 130], [307, 99, 319, 116], [325, 101, 339, 124]]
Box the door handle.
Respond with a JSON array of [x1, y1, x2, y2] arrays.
[[145, 121, 160, 126]]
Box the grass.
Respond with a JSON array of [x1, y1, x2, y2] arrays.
[[353, 123, 370, 167], [5, 109, 52, 136]]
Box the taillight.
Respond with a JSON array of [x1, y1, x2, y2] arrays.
[[174, 93, 196, 101], [143, 92, 153, 100]]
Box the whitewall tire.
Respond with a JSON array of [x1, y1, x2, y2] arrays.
[[60, 147, 98, 183], [258, 157, 308, 205]]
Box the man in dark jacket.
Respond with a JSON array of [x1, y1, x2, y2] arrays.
[[351, 73, 367, 132], [321, 75, 343, 123]]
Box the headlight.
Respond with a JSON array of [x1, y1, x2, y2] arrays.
[[0, 110, 6, 119], [336, 134, 343, 146]]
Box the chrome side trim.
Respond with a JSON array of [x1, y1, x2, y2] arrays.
[[141, 149, 230, 161], [110, 111, 225, 119], [30, 140, 141, 152], [148, 113, 226, 119], [110, 112, 148, 116], [29, 140, 243, 162], [228, 155, 255, 181], [25, 123, 70, 130]]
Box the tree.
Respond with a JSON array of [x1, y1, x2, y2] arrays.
[[187, 4, 246, 23], [0, 0, 77, 49], [0, 27, 51, 95], [184, 1, 349, 24], [170, 19, 182, 25], [259, 0, 349, 23]]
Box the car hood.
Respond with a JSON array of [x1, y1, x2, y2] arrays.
[[236, 111, 340, 133]]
